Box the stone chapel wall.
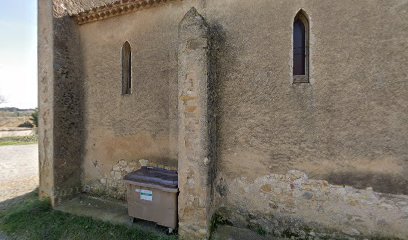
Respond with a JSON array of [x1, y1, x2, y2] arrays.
[[40, 0, 408, 239], [77, 0, 197, 199], [203, 0, 408, 238]]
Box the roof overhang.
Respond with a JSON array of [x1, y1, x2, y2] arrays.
[[72, 0, 179, 25]]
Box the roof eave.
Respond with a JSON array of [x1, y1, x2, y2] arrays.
[[72, 0, 180, 25]]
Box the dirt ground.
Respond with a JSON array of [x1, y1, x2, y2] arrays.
[[0, 144, 38, 209]]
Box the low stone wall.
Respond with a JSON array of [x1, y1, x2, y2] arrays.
[[0, 128, 34, 138], [83, 159, 177, 200], [215, 170, 408, 239]]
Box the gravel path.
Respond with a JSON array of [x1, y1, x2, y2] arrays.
[[0, 144, 38, 239], [0, 144, 38, 204]]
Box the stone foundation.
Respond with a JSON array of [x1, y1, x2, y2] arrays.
[[83, 159, 177, 200], [214, 170, 408, 239]]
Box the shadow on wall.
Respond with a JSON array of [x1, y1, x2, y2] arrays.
[[325, 171, 408, 195]]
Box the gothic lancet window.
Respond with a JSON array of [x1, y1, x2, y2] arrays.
[[293, 10, 309, 83], [122, 41, 132, 95]]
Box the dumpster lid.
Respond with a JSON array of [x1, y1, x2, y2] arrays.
[[124, 167, 178, 189]]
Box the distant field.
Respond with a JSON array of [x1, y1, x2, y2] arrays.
[[0, 116, 31, 128], [0, 108, 35, 128], [0, 136, 37, 146]]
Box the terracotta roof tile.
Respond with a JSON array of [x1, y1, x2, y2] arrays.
[[69, 0, 180, 25]]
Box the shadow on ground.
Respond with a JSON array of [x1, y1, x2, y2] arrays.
[[56, 193, 173, 236], [0, 191, 35, 213], [0, 190, 176, 240]]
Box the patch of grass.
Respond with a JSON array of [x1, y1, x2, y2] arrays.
[[255, 227, 267, 236], [0, 135, 37, 146], [247, 223, 267, 237], [0, 192, 176, 240], [210, 211, 232, 234]]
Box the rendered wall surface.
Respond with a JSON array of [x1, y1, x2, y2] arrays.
[[40, 0, 408, 238], [77, 0, 197, 199], [201, 0, 408, 238], [207, 0, 408, 194]]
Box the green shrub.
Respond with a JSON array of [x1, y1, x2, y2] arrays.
[[30, 108, 38, 127], [18, 121, 34, 128]]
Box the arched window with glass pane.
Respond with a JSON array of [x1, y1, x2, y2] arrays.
[[293, 10, 309, 83], [122, 41, 132, 95]]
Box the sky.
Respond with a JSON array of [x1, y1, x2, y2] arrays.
[[0, 0, 37, 109]]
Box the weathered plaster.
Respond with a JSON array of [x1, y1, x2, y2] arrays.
[[53, 14, 84, 204], [77, 0, 196, 200], [203, 1, 408, 238], [83, 158, 170, 199], [215, 170, 408, 239]]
